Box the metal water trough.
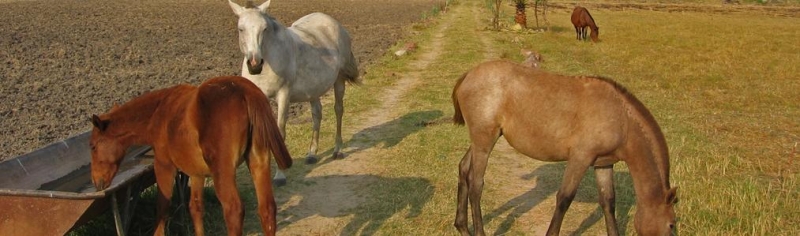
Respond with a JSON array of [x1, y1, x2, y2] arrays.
[[0, 131, 155, 236]]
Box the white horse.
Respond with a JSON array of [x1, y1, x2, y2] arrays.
[[228, 0, 359, 185]]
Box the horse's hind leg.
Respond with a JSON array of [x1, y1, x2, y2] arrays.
[[248, 148, 278, 235], [594, 165, 619, 236], [468, 143, 494, 236], [209, 164, 244, 236], [454, 147, 472, 236], [306, 99, 322, 164], [188, 176, 206, 236], [331, 79, 346, 159], [546, 153, 594, 236]]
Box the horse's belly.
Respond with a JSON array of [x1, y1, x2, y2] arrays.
[[168, 147, 212, 176]]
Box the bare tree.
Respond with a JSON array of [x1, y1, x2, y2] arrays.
[[491, 0, 503, 29], [533, 0, 550, 30]]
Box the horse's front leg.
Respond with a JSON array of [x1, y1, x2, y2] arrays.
[[306, 98, 322, 164], [546, 154, 593, 236], [575, 26, 581, 40], [272, 88, 291, 186], [188, 176, 206, 236], [594, 165, 619, 236], [331, 79, 346, 159], [153, 158, 177, 236]]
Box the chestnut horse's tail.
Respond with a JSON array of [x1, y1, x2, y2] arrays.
[[244, 80, 293, 170], [452, 72, 468, 125]]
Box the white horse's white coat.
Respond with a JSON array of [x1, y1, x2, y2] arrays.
[[229, 0, 359, 184]]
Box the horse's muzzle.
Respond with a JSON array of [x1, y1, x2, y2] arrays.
[[246, 58, 264, 75], [93, 179, 107, 191]]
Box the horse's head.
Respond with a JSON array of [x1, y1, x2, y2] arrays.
[[89, 114, 126, 191], [590, 27, 599, 42], [634, 186, 678, 236], [229, 0, 272, 75]]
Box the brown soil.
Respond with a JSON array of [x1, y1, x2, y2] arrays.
[[0, 0, 443, 161]]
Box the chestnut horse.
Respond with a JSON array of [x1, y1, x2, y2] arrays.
[[452, 61, 677, 236], [571, 6, 599, 42], [90, 76, 292, 236]]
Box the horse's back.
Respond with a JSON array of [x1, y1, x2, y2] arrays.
[[571, 6, 586, 25], [455, 60, 627, 161], [288, 12, 358, 96], [290, 12, 352, 48]]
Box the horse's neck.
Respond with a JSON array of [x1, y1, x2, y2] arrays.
[[263, 17, 297, 62], [618, 88, 672, 206], [584, 12, 598, 29], [107, 87, 175, 145]]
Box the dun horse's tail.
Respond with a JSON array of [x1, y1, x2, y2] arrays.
[[340, 50, 361, 85], [243, 80, 292, 170], [452, 72, 468, 125]]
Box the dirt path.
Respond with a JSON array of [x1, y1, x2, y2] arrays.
[[271, 6, 455, 236]]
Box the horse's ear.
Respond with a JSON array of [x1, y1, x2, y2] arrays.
[[666, 187, 678, 205], [91, 115, 109, 132], [257, 0, 271, 13], [228, 0, 245, 16]]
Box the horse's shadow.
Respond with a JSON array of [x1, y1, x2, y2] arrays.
[[485, 163, 634, 235], [258, 110, 441, 234], [263, 174, 433, 236], [317, 110, 444, 160]]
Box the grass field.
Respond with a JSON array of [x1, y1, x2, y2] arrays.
[[340, 0, 800, 234], [73, 0, 799, 235]]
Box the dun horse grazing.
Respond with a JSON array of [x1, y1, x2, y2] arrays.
[[228, 0, 360, 186], [90, 76, 292, 236], [571, 6, 599, 42], [452, 61, 677, 236]]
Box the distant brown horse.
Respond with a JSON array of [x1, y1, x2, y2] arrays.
[[90, 76, 292, 236], [452, 61, 676, 236], [571, 6, 599, 42]]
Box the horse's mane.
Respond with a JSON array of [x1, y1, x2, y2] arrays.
[[107, 85, 181, 122], [245, 0, 257, 9], [591, 76, 671, 188]]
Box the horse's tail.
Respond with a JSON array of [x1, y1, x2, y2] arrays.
[[340, 50, 361, 85], [452, 72, 468, 125], [243, 78, 292, 170]]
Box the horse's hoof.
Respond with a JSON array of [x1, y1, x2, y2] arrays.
[[305, 155, 319, 164], [272, 178, 287, 187], [332, 151, 345, 160]]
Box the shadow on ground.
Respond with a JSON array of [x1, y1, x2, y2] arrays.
[[317, 110, 444, 160], [484, 163, 635, 235], [266, 174, 433, 235]]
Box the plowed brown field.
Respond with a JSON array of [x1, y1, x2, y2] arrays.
[[0, 0, 442, 160]]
